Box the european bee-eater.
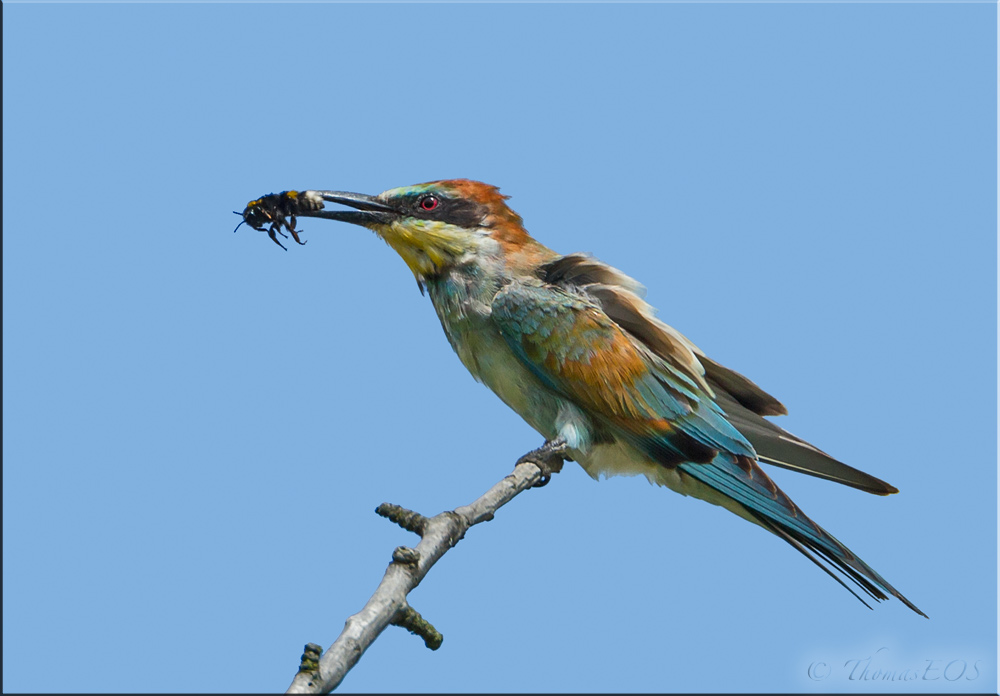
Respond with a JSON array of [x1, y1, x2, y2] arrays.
[[270, 179, 924, 617]]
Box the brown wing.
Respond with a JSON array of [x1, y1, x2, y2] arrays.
[[538, 253, 898, 496]]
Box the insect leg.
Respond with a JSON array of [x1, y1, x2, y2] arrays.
[[286, 215, 307, 245], [268, 223, 289, 251]]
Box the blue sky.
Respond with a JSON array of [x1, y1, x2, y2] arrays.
[[3, 2, 996, 693]]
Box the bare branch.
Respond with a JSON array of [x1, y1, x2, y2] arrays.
[[285, 446, 566, 694], [391, 605, 443, 650]]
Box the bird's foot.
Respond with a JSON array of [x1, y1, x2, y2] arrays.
[[516, 438, 568, 487]]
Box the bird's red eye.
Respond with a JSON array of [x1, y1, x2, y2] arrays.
[[420, 196, 439, 211]]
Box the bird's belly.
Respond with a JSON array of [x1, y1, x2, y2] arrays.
[[449, 321, 567, 441], [580, 439, 761, 526], [444, 311, 761, 526]]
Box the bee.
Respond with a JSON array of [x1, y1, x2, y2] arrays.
[[233, 190, 323, 250]]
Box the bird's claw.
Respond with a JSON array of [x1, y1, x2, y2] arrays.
[[516, 439, 568, 487]]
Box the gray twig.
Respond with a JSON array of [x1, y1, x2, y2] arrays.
[[285, 450, 565, 694]]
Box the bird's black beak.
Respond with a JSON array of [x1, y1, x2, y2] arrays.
[[304, 191, 397, 227]]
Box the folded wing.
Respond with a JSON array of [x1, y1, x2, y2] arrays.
[[494, 263, 923, 616], [537, 253, 897, 495]]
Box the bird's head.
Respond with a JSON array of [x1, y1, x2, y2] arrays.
[[310, 179, 535, 280]]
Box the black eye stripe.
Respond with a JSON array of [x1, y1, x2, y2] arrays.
[[402, 193, 489, 228]]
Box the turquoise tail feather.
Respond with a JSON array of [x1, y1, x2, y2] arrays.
[[675, 454, 928, 618]]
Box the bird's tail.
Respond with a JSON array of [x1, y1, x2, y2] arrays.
[[676, 454, 927, 618]]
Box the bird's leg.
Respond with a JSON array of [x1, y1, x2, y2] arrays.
[[516, 438, 568, 488]]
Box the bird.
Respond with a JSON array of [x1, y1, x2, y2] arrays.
[[272, 178, 925, 617]]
